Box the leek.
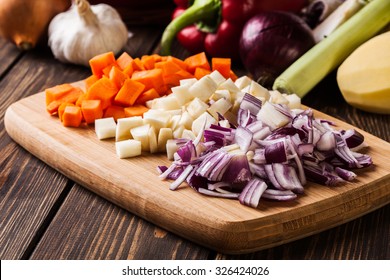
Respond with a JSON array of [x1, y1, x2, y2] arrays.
[[273, 0, 390, 97]]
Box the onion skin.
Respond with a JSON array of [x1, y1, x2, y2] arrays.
[[240, 11, 315, 88], [0, 0, 71, 50]]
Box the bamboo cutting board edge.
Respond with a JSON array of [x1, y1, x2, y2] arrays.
[[4, 90, 390, 254]]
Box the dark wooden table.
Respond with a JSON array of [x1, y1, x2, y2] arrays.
[[0, 25, 389, 260]]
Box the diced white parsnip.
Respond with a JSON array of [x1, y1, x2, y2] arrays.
[[180, 78, 197, 86], [186, 97, 209, 119], [157, 127, 173, 152], [166, 139, 179, 160], [148, 126, 158, 153], [130, 124, 151, 152], [168, 114, 181, 130], [234, 75, 252, 90], [149, 95, 181, 110], [182, 129, 196, 140], [189, 75, 218, 101], [115, 116, 143, 142], [210, 89, 231, 103], [143, 109, 172, 131], [173, 125, 185, 139], [115, 139, 142, 158], [249, 80, 270, 102], [192, 112, 217, 136], [178, 111, 194, 130], [283, 93, 301, 109], [95, 117, 117, 140], [269, 90, 289, 105], [208, 70, 226, 86], [217, 78, 241, 99], [257, 102, 290, 130], [207, 98, 232, 119], [169, 84, 192, 105], [219, 119, 231, 128]]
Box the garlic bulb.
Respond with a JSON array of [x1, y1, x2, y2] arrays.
[[48, 0, 128, 66]]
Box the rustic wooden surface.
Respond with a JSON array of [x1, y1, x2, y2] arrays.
[[0, 25, 389, 260]]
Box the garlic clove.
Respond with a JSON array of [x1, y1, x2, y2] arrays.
[[48, 0, 129, 66]]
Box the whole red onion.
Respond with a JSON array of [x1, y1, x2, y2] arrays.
[[240, 11, 315, 88]]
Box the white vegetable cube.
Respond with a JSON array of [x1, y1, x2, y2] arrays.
[[218, 78, 241, 99], [157, 128, 173, 152], [186, 97, 209, 119], [182, 129, 196, 140], [283, 93, 301, 109], [148, 126, 158, 154], [209, 70, 226, 86], [207, 98, 232, 119], [149, 95, 181, 110], [170, 84, 192, 105], [178, 111, 194, 130], [115, 116, 143, 142], [257, 102, 290, 130], [130, 124, 150, 152], [234, 75, 252, 90], [180, 78, 197, 86], [269, 90, 288, 105], [95, 117, 116, 140], [166, 139, 179, 160], [115, 139, 142, 158], [192, 112, 217, 136], [219, 119, 231, 128], [210, 89, 231, 103], [249, 80, 270, 101], [143, 109, 171, 130], [189, 75, 217, 101], [168, 114, 181, 130], [173, 125, 185, 139]]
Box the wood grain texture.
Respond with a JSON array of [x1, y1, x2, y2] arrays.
[[29, 185, 211, 260], [5, 89, 390, 254], [0, 37, 21, 78]]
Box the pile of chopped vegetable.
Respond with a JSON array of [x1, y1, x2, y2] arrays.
[[45, 51, 373, 209]]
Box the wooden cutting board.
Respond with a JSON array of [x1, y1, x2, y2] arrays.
[[4, 86, 390, 254]]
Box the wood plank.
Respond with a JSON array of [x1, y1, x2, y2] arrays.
[[0, 44, 86, 259], [4, 87, 390, 254], [30, 185, 211, 259], [0, 38, 21, 78]]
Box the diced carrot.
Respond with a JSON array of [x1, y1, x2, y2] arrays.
[[103, 105, 126, 121], [132, 58, 145, 71], [166, 56, 187, 70], [116, 52, 133, 70], [124, 104, 149, 117], [131, 68, 166, 95], [135, 88, 160, 105], [212, 57, 231, 79], [81, 99, 103, 124], [45, 83, 75, 106], [122, 63, 134, 77], [46, 100, 64, 115], [58, 102, 75, 122], [85, 75, 99, 91], [229, 69, 238, 81], [150, 53, 165, 63], [184, 52, 210, 74], [62, 105, 83, 127], [194, 67, 212, 80], [85, 76, 118, 110], [89, 51, 116, 78], [114, 78, 145, 107], [109, 66, 128, 89], [155, 60, 182, 75], [76, 93, 88, 107], [141, 55, 156, 70], [46, 87, 83, 114]]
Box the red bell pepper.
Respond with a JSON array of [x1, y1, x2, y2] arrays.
[[161, 0, 308, 60]]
